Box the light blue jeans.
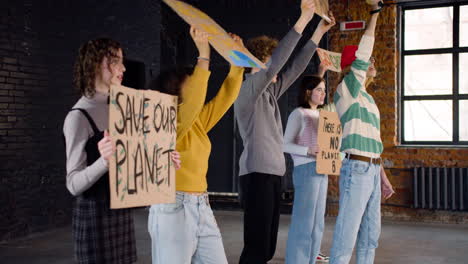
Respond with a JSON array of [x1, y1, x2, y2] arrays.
[[148, 192, 228, 264], [330, 158, 382, 264], [286, 162, 328, 264]]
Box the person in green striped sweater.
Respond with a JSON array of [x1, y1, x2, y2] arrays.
[[329, 1, 395, 264]]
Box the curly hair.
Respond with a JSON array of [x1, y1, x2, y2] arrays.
[[245, 35, 278, 64], [73, 38, 122, 97]]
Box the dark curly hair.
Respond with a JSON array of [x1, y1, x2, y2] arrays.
[[245, 35, 278, 64], [147, 67, 194, 104], [73, 38, 122, 97], [298, 75, 325, 109]]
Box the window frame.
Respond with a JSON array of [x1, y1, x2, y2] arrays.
[[399, 0, 468, 146]]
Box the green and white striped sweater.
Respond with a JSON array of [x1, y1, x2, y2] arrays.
[[334, 35, 383, 158]]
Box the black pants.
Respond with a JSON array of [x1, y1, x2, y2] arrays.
[[239, 172, 282, 264]]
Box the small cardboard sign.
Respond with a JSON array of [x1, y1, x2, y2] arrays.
[[317, 48, 342, 72], [108, 85, 178, 209], [316, 110, 342, 175], [314, 0, 331, 22], [163, 0, 266, 69]]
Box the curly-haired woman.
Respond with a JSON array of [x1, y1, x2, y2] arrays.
[[63, 38, 182, 264], [63, 37, 137, 264]]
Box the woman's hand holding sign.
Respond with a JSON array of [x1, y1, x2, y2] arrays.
[[98, 130, 115, 167]]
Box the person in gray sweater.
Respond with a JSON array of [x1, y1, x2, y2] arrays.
[[234, 0, 336, 262]]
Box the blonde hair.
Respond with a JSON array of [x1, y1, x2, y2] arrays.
[[339, 66, 374, 89], [365, 77, 374, 88]]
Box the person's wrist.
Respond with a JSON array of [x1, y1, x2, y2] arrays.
[[198, 51, 210, 59], [316, 28, 327, 36], [370, 1, 383, 14], [101, 156, 109, 168], [299, 13, 313, 23]]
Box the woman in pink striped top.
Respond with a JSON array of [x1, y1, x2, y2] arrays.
[[283, 75, 328, 264]]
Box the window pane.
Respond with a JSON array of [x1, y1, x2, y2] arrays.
[[460, 53, 468, 94], [404, 54, 452, 95], [404, 100, 452, 141], [404, 7, 453, 50], [460, 100, 468, 141], [461, 5, 468, 47]]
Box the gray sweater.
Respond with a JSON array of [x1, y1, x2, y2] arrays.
[[63, 93, 109, 196], [234, 29, 318, 176]]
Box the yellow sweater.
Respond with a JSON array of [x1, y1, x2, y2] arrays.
[[176, 65, 244, 192]]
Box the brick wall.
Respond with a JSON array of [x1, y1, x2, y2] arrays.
[[0, 0, 161, 242], [325, 0, 468, 223]]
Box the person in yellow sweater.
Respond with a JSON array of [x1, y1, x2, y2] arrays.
[[147, 27, 245, 264]]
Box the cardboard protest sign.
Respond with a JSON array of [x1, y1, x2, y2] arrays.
[[163, 0, 266, 69], [108, 85, 178, 209], [317, 48, 342, 72], [316, 110, 342, 175], [314, 0, 331, 22]]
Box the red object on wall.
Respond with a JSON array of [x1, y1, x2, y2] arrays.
[[340, 21, 366, 31]]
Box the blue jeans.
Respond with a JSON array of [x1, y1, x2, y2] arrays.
[[286, 162, 328, 264], [330, 159, 382, 264], [148, 192, 228, 264]]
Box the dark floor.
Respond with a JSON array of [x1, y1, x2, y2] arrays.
[[1, 209, 468, 264]]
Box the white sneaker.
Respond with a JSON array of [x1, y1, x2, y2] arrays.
[[316, 253, 330, 263]]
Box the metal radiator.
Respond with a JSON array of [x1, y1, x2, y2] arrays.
[[413, 167, 468, 211]]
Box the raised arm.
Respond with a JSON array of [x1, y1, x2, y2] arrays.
[[341, 4, 380, 98], [177, 27, 211, 139], [356, 2, 379, 61], [318, 61, 338, 111], [193, 26, 210, 71], [294, 0, 317, 34], [239, 0, 316, 102], [199, 34, 245, 132], [270, 12, 336, 98], [365, 2, 380, 38], [199, 66, 244, 132], [317, 61, 328, 78]]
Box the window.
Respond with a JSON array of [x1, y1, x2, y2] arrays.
[[400, 1, 468, 145]]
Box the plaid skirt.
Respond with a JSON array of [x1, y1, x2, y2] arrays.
[[72, 196, 137, 264]]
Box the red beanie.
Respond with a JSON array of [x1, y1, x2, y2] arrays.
[[340, 45, 358, 69]]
